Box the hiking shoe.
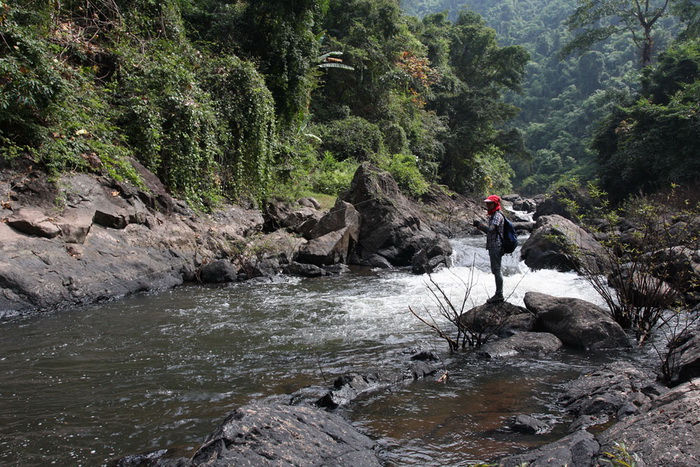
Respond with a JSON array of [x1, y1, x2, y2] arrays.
[[486, 294, 504, 304]]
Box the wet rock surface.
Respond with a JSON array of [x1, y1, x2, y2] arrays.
[[119, 403, 381, 467], [498, 364, 700, 467], [0, 162, 471, 316], [667, 330, 700, 386], [461, 301, 534, 336], [597, 377, 700, 467], [478, 331, 563, 358], [5, 164, 700, 467], [499, 429, 600, 467], [559, 362, 664, 430]]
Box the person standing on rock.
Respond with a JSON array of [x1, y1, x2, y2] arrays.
[[473, 195, 505, 303]]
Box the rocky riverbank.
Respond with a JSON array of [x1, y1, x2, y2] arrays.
[[0, 161, 260, 317], [0, 161, 478, 318]]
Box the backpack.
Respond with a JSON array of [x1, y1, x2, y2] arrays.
[[499, 215, 518, 254]]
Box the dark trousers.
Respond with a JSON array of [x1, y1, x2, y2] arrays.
[[488, 247, 504, 296]]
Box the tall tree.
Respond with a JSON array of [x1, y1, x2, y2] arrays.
[[419, 10, 528, 193], [593, 39, 700, 202], [563, 0, 674, 66], [313, 0, 418, 121]]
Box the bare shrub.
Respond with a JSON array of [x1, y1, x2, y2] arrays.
[[409, 265, 518, 351], [565, 183, 700, 345], [650, 308, 700, 385]]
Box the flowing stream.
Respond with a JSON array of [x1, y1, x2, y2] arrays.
[[0, 235, 640, 466]]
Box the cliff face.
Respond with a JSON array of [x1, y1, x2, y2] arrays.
[[0, 163, 264, 318]]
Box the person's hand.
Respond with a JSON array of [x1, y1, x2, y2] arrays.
[[473, 220, 481, 228]]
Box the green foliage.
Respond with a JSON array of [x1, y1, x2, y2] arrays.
[[564, 0, 676, 66], [401, 0, 687, 196], [266, 131, 356, 200], [380, 152, 430, 197], [311, 152, 358, 195], [203, 56, 277, 203], [315, 0, 417, 121], [470, 145, 515, 196], [3, 0, 534, 207], [40, 75, 140, 184], [412, 9, 528, 193], [566, 184, 700, 344], [0, 17, 65, 147], [673, 0, 700, 40], [267, 132, 320, 199], [189, 0, 326, 128], [0, 5, 141, 184], [314, 116, 384, 161], [312, 0, 458, 190], [115, 40, 221, 206], [601, 441, 639, 467], [594, 40, 700, 203], [118, 0, 189, 39]]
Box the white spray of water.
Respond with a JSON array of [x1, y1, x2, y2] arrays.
[[294, 235, 607, 346]]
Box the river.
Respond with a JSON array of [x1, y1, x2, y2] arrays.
[[0, 235, 638, 466]]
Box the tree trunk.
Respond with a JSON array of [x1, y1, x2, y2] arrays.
[[642, 39, 653, 67]]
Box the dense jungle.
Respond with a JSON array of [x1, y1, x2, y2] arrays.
[[3, 0, 697, 208]]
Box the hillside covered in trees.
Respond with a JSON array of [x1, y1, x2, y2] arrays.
[[404, 0, 700, 199], [1, 0, 699, 207]]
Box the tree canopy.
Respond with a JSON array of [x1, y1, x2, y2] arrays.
[[2, 0, 696, 206], [562, 0, 674, 66], [593, 39, 700, 202], [404, 0, 696, 201], [1, 0, 529, 204]]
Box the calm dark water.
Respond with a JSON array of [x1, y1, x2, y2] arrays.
[[0, 237, 629, 466]]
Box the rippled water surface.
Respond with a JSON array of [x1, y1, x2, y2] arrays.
[[0, 237, 628, 466]]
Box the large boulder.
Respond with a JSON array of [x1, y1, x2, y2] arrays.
[[460, 301, 534, 337], [316, 373, 404, 409], [0, 169, 265, 316], [341, 163, 451, 268], [560, 362, 662, 431], [596, 377, 700, 466], [478, 331, 563, 358], [177, 403, 380, 466], [533, 185, 598, 222], [511, 196, 538, 213], [198, 260, 237, 283], [647, 246, 700, 304], [54, 207, 94, 243], [410, 239, 452, 274], [295, 200, 360, 266], [419, 184, 484, 236], [307, 199, 360, 239], [498, 429, 600, 467], [498, 362, 674, 467], [521, 214, 608, 272], [667, 330, 700, 387], [524, 292, 631, 350], [263, 199, 322, 233], [6, 207, 61, 238], [295, 229, 355, 266]]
